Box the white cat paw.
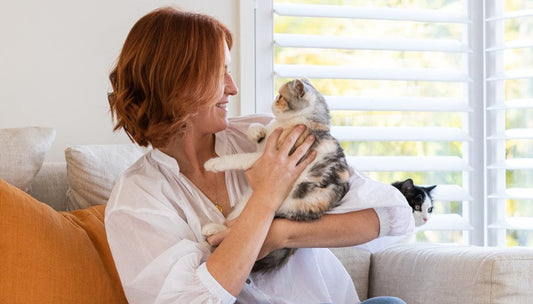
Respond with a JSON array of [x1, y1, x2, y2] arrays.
[[204, 158, 222, 172], [201, 223, 228, 237], [247, 124, 267, 143]]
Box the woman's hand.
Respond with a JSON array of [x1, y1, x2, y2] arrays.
[[206, 219, 236, 247], [245, 125, 316, 211]]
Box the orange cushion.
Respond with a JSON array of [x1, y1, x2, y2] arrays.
[[0, 178, 127, 304]]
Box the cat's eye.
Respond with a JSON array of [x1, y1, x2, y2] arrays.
[[415, 205, 421, 211], [428, 207, 433, 213]]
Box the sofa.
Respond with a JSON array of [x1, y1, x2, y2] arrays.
[[1, 127, 533, 304]]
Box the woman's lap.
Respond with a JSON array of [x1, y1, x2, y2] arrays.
[[360, 296, 407, 304]]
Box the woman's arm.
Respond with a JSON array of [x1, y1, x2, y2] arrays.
[[259, 205, 413, 259], [276, 209, 378, 248], [258, 209, 378, 259], [206, 126, 317, 296]]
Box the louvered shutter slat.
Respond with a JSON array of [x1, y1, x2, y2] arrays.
[[326, 96, 471, 112], [274, 33, 470, 53], [347, 156, 470, 172], [274, 3, 469, 23], [275, 64, 470, 82], [331, 126, 470, 142]]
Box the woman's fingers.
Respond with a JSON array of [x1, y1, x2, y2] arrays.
[[263, 125, 316, 169], [277, 125, 307, 156], [264, 127, 284, 152], [207, 228, 231, 247], [206, 219, 237, 247], [245, 124, 316, 206], [291, 133, 316, 164]]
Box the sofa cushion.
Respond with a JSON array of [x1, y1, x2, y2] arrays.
[[65, 144, 147, 210], [32, 162, 69, 211], [0, 127, 55, 193], [330, 247, 371, 301], [369, 243, 533, 304], [0, 178, 127, 304]]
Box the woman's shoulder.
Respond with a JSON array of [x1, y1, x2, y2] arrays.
[[107, 150, 182, 211], [111, 150, 174, 196]]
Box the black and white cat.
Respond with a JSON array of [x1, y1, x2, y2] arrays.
[[392, 178, 436, 227], [202, 78, 350, 272]]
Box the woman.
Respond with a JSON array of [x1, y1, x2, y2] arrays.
[[105, 7, 413, 304]]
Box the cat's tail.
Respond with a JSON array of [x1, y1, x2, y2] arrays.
[[252, 248, 296, 273]]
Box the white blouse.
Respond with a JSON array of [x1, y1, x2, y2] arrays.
[[105, 114, 414, 304]]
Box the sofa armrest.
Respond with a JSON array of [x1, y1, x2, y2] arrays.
[[369, 243, 533, 304]]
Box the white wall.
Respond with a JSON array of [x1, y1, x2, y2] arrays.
[[0, 0, 241, 161]]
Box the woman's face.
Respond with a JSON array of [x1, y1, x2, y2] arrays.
[[191, 43, 238, 135]]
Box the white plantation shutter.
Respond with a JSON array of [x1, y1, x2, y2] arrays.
[[242, 0, 532, 246], [244, 0, 478, 244], [486, 0, 533, 246]]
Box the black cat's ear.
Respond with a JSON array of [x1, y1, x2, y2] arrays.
[[400, 178, 414, 193], [399, 178, 413, 195], [426, 184, 437, 193]]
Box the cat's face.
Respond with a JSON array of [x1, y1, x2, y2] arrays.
[[272, 78, 327, 119], [392, 179, 436, 227]]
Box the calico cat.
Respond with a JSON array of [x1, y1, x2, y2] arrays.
[[392, 178, 436, 227], [202, 78, 350, 272]]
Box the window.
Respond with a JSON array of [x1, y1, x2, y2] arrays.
[[240, 0, 533, 247]]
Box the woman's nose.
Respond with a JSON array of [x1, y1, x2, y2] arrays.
[[224, 72, 238, 96]]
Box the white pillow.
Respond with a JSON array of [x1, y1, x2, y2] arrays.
[[0, 127, 56, 193], [65, 144, 148, 210]]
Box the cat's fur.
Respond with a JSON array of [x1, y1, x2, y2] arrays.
[[202, 78, 350, 272], [392, 178, 436, 227]]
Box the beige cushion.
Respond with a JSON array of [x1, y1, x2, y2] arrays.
[[330, 247, 371, 301], [369, 243, 533, 304], [0, 127, 55, 193], [65, 144, 147, 210], [32, 162, 69, 211]]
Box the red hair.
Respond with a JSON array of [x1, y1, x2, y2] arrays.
[[108, 7, 233, 147]]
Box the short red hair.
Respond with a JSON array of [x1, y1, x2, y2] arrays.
[[108, 7, 233, 147]]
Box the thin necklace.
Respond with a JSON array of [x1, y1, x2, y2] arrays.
[[211, 151, 223, 214], [213, 171, 223, 213]]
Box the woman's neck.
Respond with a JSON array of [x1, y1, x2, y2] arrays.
[[160, 132, 216, 176]]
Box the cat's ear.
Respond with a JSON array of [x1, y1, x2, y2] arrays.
[[300, 77, 312, 85], [426, 184, 437, 193], [400, 178, 414, 193], [294, 79, 306, 98]]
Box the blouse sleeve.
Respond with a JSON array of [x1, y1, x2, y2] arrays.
[[327, 166, 415, 252], [105, 180, 236, 304]]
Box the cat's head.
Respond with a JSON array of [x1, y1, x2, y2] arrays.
[[272, 78, 330, 123], [392, 178, 437, 227]]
